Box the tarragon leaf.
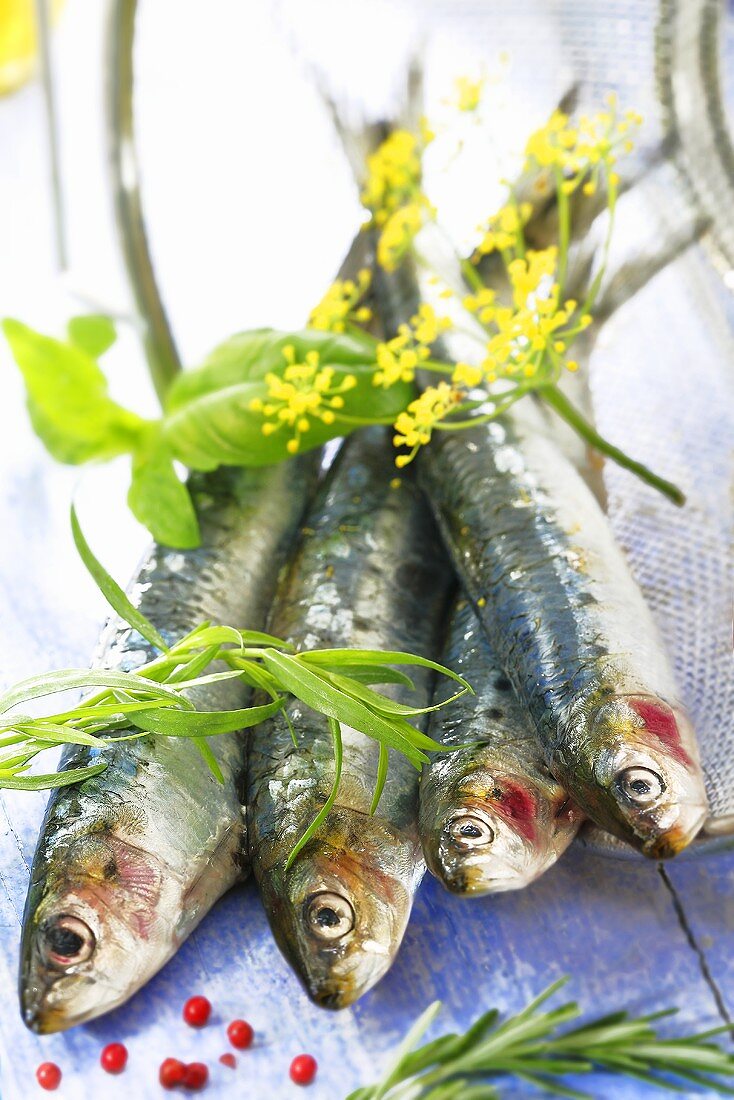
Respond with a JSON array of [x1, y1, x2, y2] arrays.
[[71, 504, 169, 653]]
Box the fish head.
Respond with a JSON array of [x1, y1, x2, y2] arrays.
[[420, 757, 581, 894], [267, 808, 418, 1009], [587, 694, 708, 857], [20, 824, 171, 1033]]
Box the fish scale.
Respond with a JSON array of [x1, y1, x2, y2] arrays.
[[19, 457, 319, 1033], [247, 427, 454, 1009]]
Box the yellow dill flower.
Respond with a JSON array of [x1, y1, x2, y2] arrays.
[[525, 103, 642, 180], [309, 269, 372, 333], [463, 287, 496, 324], [475, 202, 532, 256], [251, 345, 357, 453], [377, 201, 429, 272], [507, 247, 558, 307], [452, 361, 483, 388], [373, 304, 452, 388], [362, 130, 424, 222], [453, 75, 484, 113], [410, 303, 452, 345], [393, 383, 459, 465]]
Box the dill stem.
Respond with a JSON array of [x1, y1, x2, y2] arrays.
[[540, 384, 685, 505]]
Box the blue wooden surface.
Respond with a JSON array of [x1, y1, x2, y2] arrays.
[[0, 418, 731, 1100]]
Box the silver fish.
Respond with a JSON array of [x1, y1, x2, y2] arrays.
[[365, 206, 708, 859], [420, 599, 583, 893], [247, 428, 453, 1009], [20, 458, 319, 1032]]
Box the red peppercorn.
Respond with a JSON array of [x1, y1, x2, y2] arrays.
[[227, 1019, 254, 1049], [219, 1053, 237, 1069], [159, 1058, 187, 1089], [183, 995, 212, 1027], [100, 1042, 128, 1074], [182, 1062, 209, 1090], [36, 1063, 62, 1091], [290, 1054, 318, 1086]]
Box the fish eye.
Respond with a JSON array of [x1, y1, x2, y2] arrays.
[[41, 915, 95, 966], [304, 892, 355, 942], [615, 766, 665, 806], [446, 814, 495, 849]]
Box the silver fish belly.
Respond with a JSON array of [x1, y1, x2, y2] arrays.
[[247, 428, 453, 1009], [420, 599, 583, 894], [20, 458, 319, 1033]]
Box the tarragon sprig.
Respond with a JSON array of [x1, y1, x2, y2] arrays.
[[350, 979, 734, 1100], [0, 507, 469, 865]]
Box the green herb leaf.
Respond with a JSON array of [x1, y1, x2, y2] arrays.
[[261, 650, 429, 768], [67, 315, 117, 358], [299, 649, 472, 692], [165, 327, 379, 411], [0, 668, 187, 713], [71, 503, 170, 653], [162, 329, 411, 469], [285, 716, 343, 870], [128, 429, 200, 549], [191, 737, 224, 784], [130, 698, 282, 736], [0, 764, 107, 790], [351, 979, 734, 1099], [3, 319, 145, 463]]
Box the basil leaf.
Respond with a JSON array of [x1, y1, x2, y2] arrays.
[[71, 503, 170, 652], [162, 328, 411, 469], [3, 319, 145, 463], [67, 315, 117, 358], [128, 431, 200, 549], [165, 327, 379, 412]]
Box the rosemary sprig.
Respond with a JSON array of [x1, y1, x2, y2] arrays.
[[349, 979, 734, 1100], [0, 509, 469, 855]]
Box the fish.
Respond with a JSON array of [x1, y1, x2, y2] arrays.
[[20, 457, 319, 1033], [362, 187, 707, 860], [246, 427, 453, 1009], [420, 599, 583, 893]]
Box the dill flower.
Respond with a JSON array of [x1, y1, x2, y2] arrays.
[[452, 361, 483, 388], [377, 202, 429, 272], [507, 247, 558, 308], [411, 303, 452, 345], [393, 383, 459, 465], [250, 345, 357, 454], [309, 269, 372, 333], [374, 328, 427, 388], [453, 75, 484, 113], [362, 130, 424, 224], [374, 305, 451, 388], [524, 99, 642, 184], [463, 288, 496, 324], [475, 202, 533, 256]]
